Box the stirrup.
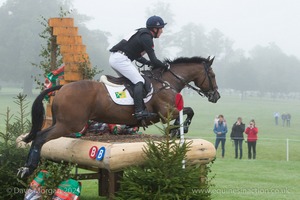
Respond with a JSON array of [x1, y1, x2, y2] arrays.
[[134, 111, 157, 120]]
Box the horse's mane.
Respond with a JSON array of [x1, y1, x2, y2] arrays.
[[165, 56, 208, 65], [149, 56, 209, 73]]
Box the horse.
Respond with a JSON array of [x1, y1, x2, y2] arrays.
[[18, 56, 220, 178]]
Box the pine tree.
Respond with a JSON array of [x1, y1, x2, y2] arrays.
[[115, 111, 213, 200]]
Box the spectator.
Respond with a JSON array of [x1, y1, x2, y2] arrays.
[[213, 114, 228, 158], [214, 115, 219, 126], [286, 113, 291, 127], [274, 112, 280, 125], [245, 119, 258, 159], [230, 117, 245, 159], [281, 113, 287, 126]]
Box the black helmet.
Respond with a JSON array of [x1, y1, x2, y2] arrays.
[[146, 15, 167, 29]]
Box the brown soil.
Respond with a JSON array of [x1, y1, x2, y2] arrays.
[[80, 132, 164, 143]]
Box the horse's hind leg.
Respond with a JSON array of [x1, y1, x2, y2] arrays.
[[18, 124, 68, 178]]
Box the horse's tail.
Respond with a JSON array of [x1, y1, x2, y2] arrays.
[[23, 85, 63, 143]]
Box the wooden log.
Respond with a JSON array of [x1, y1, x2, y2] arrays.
[[58, 79, 69, 85], [52, 27, 78, 36], [60, 45, 86, 54], [64, 71, 82, 81], [62, 53, 89, 63], [44, 117, 53, 129], [56, 36, 82, 45], [32, 137, 216, 171], [64, 63, 80, 71], [48, 18, 74, 27], [46, 103, 52, 117]]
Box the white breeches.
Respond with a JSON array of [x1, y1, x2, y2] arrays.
[[109, 52, 144, 84]]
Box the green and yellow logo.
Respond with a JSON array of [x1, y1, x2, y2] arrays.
[[115, 91, 127, 98]]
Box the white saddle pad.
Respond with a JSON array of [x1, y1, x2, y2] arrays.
[[100, 75, 153, 105]]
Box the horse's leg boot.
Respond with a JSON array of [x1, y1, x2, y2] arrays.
[[18, 145, 41, 179]]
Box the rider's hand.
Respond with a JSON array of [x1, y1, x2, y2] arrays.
[[146, 60, 152, 67]]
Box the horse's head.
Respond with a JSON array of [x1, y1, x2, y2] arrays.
[[165, 56, 220, 103], [195, 56, 220, 103], [157, 56, 220, 104]]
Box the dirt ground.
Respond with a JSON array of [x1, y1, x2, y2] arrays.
[[80, 132, 164, 143]]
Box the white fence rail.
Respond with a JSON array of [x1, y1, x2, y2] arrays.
[[191, 137, 300, 161]]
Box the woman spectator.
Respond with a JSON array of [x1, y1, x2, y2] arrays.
[[230, 117, 245, 159], [213, 114, 228, 158], [245, 119, 258, 159]]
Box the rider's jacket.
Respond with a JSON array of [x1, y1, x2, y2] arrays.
[[110, 28, 166, 69]]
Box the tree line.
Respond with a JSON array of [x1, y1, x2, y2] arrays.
[[0, 0, 299, 96]]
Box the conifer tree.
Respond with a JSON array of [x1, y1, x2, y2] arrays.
[[115, 111, 213, 200]]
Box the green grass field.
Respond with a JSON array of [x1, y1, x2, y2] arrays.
[[145, 92, 300, 200], [1, 88, 300, 199]]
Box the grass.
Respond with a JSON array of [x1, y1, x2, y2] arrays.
[[209, 159, 299, 200], [1, 88, 300, 199], [0, 87, 38, 131]]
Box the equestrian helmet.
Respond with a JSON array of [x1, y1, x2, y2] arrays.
[[146, 15, 167, 28]]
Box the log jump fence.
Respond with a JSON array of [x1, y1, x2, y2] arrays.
[[18, 17, 217, 199]]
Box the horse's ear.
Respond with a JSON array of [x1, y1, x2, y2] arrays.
[[209, 56, 215, 66], [207, 56, 210, 60]]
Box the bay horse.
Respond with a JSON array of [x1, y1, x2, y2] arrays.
[[18, 56, 220, 178]]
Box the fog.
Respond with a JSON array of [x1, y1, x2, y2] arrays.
[[0, 0, 300, 95], [72, 0, 300, 59]]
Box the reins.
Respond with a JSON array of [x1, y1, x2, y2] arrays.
[[139, 59, 215, 98], [168, 68, 205, 97], [167, 61, 214, 97], [146, 70, 178, 94]]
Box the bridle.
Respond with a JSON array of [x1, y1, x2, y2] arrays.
[[140, 60, 218, 101], [167, 61, 217, 98]]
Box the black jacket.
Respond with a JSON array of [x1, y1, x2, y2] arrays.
[[230, 123, 245, 140], [110, 28, 166, 69]]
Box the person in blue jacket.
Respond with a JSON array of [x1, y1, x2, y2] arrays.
[[213, 114, 228, 158]]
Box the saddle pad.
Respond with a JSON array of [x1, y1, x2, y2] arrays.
[[104, 84, 153, 105]]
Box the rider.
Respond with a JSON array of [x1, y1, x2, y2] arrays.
[[109, 15, 169, 120]]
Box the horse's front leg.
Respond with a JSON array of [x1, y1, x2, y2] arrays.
[[170, 107, 194, 138], [183, 107, 194, 133]]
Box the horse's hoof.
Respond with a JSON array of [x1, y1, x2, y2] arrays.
[[141, 120, 148, 130], [184, 126, 189, 133], [17, 167, 30, 179]]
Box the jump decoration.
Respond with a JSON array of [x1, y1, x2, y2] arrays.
[[88, 146, 106, 162]]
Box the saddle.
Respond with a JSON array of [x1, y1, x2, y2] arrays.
[[99, 73, 153, 106], [101, 74, 152, 98]]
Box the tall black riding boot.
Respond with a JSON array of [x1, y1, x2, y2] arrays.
[[133, 82, 154, 120]]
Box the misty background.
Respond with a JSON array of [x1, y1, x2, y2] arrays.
[[0, 0, 299, 98]]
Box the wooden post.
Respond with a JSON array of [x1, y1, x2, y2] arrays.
[[99, 168, 109, 196], [99, 169, 123, 199], [50, 35, 57, 71], [108, 170, 123, 199], [199, 164, 207, 184], [73, 166, 123, 198]]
